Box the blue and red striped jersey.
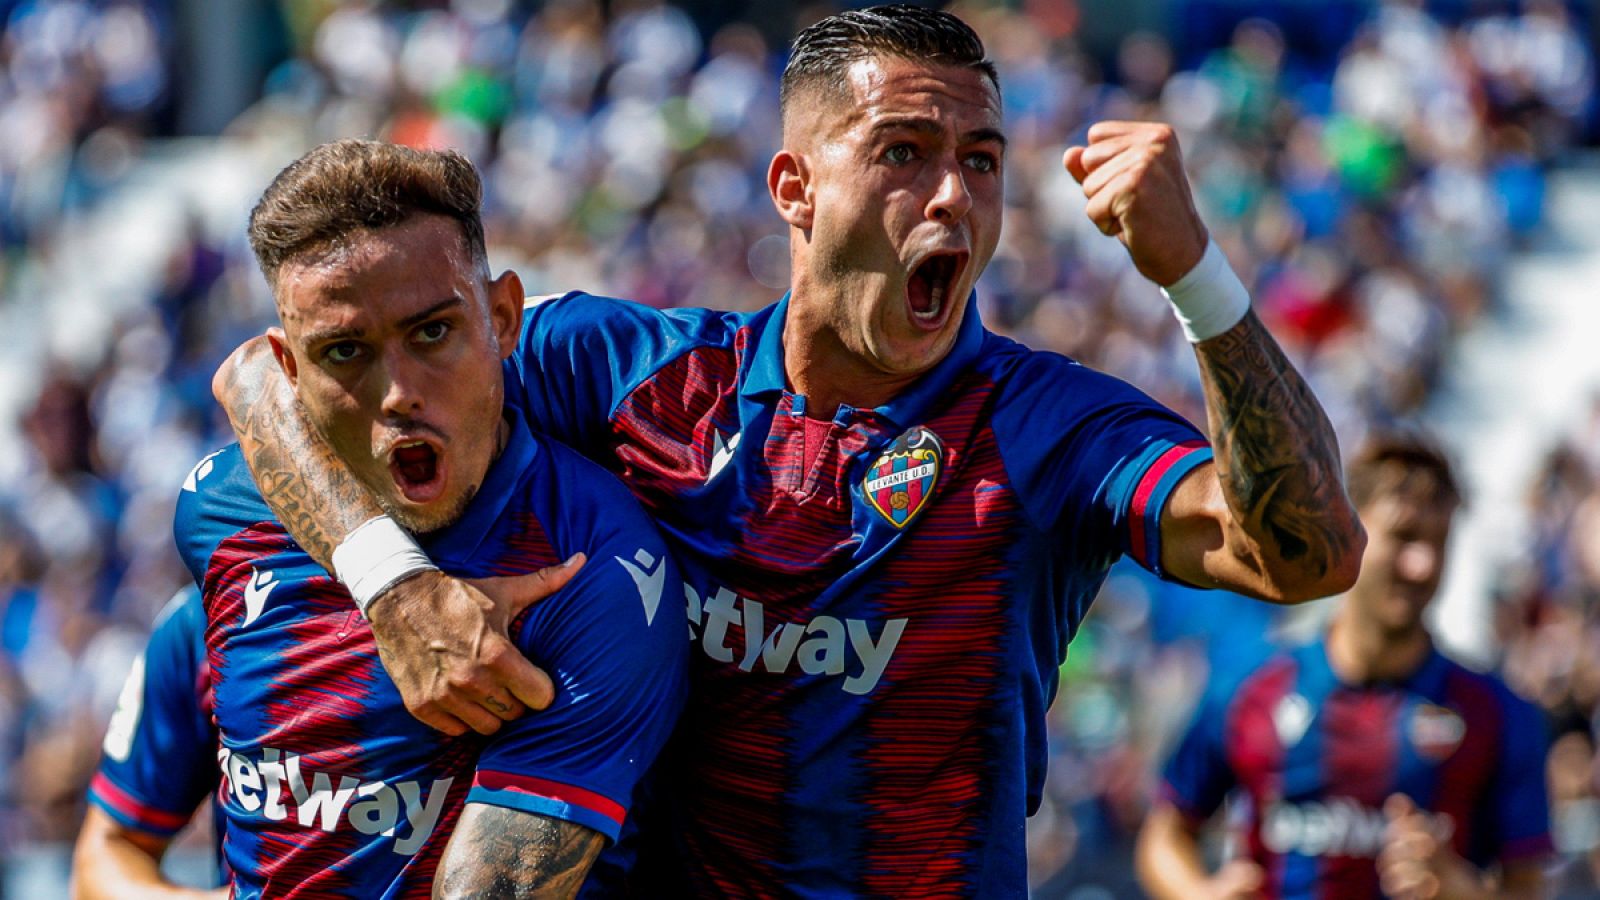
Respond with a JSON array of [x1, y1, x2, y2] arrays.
[[509, 292, 1213, 897], [1162, 636, 1553, 899], [89, 585, 219, 844], [173, 410, 687, 899]]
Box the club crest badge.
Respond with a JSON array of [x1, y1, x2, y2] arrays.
[[863, 426, 944, 528], [1410, 704, 1465, 761]]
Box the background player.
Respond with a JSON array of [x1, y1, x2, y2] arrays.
[[181, 140, 686, 897], [214, 6, 1365, 895], [1136, 431, 1551, 900], [73, 586, 224, 900]]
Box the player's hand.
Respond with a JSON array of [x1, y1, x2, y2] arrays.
[[1063, 121, 1208, 287], [365, 555, 586, 736], [1378, 794, 1487, 900], [1202, 859, 1264, 900]]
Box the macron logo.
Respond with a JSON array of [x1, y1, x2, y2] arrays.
[[616, 550, 666, 626], [243, 568, 278, 627], [706, 430, 740, 485], [182, 449, 225, 493]]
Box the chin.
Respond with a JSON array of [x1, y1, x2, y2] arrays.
[[382, 492, 473, 537]]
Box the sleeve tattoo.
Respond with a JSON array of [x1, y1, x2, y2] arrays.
[[217, 348, 383, 570], [434, 805, 606, 899], [1193, 311, 1356, 579]]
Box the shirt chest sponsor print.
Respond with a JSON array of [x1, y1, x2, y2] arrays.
[[863, 426, 944, 528]]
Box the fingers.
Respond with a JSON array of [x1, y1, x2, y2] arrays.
[[1063, 146, 1089, 183], [405, 700, 474, 738], [484, 637, 557, 712], [476, 553, 588, 620], [438, 694, 506, 736], [1384, 792, 1418, 820]]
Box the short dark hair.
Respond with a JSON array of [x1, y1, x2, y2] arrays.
[[779, 5, 998, 117], [248, 139, 487, 286], [1346, 429, 1462, 510]]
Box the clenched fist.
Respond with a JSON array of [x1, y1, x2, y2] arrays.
[[1064, 121, 1209, 288]]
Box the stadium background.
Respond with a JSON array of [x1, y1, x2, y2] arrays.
[[0, 0, 1596, 896]]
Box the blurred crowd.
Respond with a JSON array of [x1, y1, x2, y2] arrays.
[[0, 0, 1594, 895]]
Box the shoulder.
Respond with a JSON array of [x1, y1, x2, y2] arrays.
[[173, 444, 278, 576], [1438, 653, 1544, 730], [979, 332, 1184, 422], [523, 291, 742, 349]]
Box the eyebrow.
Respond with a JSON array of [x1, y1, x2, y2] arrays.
[[301, 296, 465, 346], [869, 117, 1008, 148]]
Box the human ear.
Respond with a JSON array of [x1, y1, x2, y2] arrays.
[[768, 148, 814, 230]]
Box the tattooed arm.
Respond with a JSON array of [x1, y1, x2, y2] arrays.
[[213, 338, 571, 735], [433, 806, 605, 900], [1065, 121, 1363, 602], [1161, 311, 1363, 601]]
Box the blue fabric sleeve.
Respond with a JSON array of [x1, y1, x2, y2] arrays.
[[173, 444, 281, 589], [88, 587, 218, 837], [989, 348, 1210, 577], [507, 293, 728, 458], [1489, 688, 1554, 862], [467, 453, 689, 843], [1160, 683, 1237, 822]]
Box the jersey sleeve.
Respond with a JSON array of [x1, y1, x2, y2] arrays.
[[507, 293, 726, 458], [1487, 689, 1554, 863], [1159, 681, 1238, 824], [173, 443, 281, 588], [87, 587, 218, 838], [466, 469, 689, 843], [990, 349, 1211, 579]]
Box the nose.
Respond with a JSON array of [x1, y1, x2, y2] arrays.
[[926, 164, 972, 224], [378, 354, 426, 419], [1394, 541, 1439, 584]]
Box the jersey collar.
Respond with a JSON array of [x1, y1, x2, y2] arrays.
[[422, 403, 538, 567], [739, 290, 986, 429]]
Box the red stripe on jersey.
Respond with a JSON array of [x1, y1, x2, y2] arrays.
[[610, 340, 743, 505], [1432, 668, 1503, 861], [1126, 441, 1205, 568], [89, 772, 191, 832], [1317, 689, 1401, 895], [473, 771, 625, 825], [1226, 656, 1296, 899], [859, 378, 1014, 895]]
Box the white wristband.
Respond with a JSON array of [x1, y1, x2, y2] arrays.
[[1159, 239, 1252, 343], [331, 515, 439, 617]]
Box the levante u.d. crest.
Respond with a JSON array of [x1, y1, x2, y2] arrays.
[[863, 426, 944, 527]]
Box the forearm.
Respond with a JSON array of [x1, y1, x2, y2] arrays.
[[434, 804, 605, 899], [214, 338, 382, 569], [72, 809, 221, 900], [1135, 807, 1221, 900], [1192, 311, 1363, 599]]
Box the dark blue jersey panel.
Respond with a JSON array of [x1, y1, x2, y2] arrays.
[[89, 585, 218, 839]]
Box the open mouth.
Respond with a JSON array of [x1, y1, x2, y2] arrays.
[[388, 439, 446, 504], [906, 252, 967, 330]]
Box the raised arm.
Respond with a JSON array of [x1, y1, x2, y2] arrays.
[[433, 805, 605, 899], [1065, 121, 1363, 603], [213, 338, 576, 735]]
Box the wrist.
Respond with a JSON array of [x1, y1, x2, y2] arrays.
[[1160, 239, 1251, 343], [331, 516, 440, 618]]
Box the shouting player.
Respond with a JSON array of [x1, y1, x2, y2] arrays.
[[180, 141, 687, 896], [215, 6, 1365, 895], [1137, 432, 1551, 900]]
